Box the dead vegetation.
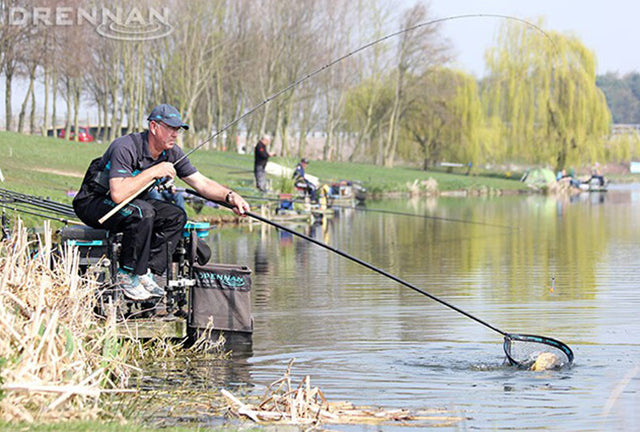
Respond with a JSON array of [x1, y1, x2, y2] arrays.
[[222, 359, 464, 429], [0, 221, 135, 422]]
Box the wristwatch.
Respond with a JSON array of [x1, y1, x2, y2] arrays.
[[225, 190, 234, 204]]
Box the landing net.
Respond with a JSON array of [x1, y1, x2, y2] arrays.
[[503, 334, 574, 368]]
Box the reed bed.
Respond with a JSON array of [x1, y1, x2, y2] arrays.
[[0, 221, 134, 423], [222, 359, 464, 428]]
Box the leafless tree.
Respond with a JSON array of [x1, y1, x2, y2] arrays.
[[382, 3, 447, 166]]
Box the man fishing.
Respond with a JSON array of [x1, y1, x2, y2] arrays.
[[73, 103, 250, 301], [293, 158, 318, 203]]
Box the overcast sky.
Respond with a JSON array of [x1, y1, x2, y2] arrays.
[[422, 0, 638, 76]]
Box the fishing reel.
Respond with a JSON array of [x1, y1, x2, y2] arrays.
[[156, 176, 175, 192]]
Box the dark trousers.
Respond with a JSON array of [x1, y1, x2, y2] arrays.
[[295, 179, 317, 201], [254, 164, 267, 192], [73, 194, 187, 275]]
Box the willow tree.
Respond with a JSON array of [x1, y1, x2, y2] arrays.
[[482, 20, 611, 170], [401, 68, 483, 170]]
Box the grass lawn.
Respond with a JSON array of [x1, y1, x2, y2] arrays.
[[0, 131, 529, 201]]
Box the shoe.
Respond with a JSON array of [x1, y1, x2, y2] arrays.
[[116, 270, 152, 301], [140, 270, 165, 298]]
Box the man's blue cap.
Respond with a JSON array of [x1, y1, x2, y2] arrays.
[[147, 104, 189, 130]]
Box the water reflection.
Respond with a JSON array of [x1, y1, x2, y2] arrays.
[[149, 188, 640, 430]]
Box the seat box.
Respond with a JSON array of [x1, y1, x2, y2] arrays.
[[60, 225, 111, 267], [189, 263, 253, 333]]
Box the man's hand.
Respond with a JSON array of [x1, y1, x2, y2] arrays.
[[228, 192, 250, 215], [149, 162, 176, 180], [182, 171, 251, 215], [109, 161, 177, 204]]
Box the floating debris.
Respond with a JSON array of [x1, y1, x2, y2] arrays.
[[221, 359, 464, 428]]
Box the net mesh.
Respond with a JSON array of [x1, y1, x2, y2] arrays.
[[503, 334, 573, 368]]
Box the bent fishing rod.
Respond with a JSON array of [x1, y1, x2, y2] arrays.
[[184, 189, 573, 366], [99, 13, 556, 225]]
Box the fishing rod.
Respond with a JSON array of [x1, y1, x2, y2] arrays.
[[0, 188, 83, 226], [0, 188, 76, 217], [98, 13, 556, 225], [184, 189, 573, 367], [0, 188, 75, 211], [1, 201, 77, 220], [0, 203, 82, 226], [2, 198, 76, 218], [0, 200, 76, 217]]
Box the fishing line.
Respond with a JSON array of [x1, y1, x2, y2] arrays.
[[100, 13, 556, 223], [329, 204, 513, 229], [238, 193, 512, 229]]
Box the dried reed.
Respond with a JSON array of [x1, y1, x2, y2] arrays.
[[222, 359, 464, 428], [0, 221, 134, 423]]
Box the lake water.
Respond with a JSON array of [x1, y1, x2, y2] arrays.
[[154, 186, 640, 430]]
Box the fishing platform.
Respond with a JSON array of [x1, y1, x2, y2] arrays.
[[61, 219, 253, 342]]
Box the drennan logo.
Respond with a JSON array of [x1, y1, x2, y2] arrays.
[[8, 7, 174, 41], [197, 271, 249, 291]]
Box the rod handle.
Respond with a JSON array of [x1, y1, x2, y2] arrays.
[[98, 179, 156, 224]]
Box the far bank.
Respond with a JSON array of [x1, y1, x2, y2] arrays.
[[4, 130, 638, 225]]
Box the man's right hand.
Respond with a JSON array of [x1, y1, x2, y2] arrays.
[[150, 162, 176, 180], [109, 162, 177, 204]]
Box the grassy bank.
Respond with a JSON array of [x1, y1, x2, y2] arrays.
[[0, 131, 530, 204]]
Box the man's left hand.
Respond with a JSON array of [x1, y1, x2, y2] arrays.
[[229, 192, 250, 215]]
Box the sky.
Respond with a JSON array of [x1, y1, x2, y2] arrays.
[[421, 0, 638, 76], [2, 0, 638, 124]]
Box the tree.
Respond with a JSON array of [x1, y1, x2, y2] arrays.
[[161, 0, 226, 142], [382, 3, 448, 167], [402, 67, 483, 170], [483, 20, 611, 169], [597, 72, 640, 124], [315, 0, 355, 162], [1, 0, 28, 131], [339, 1, 391, 163], [343, 77, 393, 164]]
